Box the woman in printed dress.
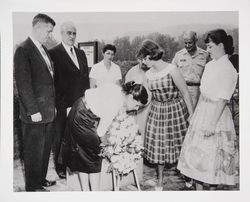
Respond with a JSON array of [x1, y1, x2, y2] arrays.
[[62, 82, 148, 191], [136, 39, 194, 190], [177, 29, 238, 190]]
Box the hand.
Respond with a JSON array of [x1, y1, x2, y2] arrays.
[[67, 107, 71, 116], [100, 136, 106, 143], [31, 112, 42, 122], [203, 123, 216, 138], [204, 130, 215, 138]]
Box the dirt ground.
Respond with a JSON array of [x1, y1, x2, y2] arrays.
[[13, 156, 239, 192]]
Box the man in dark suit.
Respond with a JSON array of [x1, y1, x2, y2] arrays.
[[14, 13, 57, 192], [49, 22, 90, 179]]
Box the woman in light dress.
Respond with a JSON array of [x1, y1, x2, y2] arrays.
[[89, 44, 122, 88], [177, 29, 238, 190]]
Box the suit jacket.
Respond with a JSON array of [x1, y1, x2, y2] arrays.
[[49, 43, 90, 110], [14, 37, 56, 124]]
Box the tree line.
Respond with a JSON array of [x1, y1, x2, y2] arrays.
[[96, 28, 238, 63], [95, 28, 238, 78]]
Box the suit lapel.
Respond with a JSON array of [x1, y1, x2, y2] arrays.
[[27, 38, 54, 78], [42, 44, 54, 72], [74, 48, 84, 71], [59, 43, 80, 71]]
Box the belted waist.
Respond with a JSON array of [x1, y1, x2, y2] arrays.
[[186, 81, 200, 86], [152, 97, 183, 104]]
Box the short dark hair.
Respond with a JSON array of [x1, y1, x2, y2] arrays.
[[122, 81, 148, 105], [32, 13, 56, 27], [102, 44, 116, 54], [204, 29, 234, 55], [136, 39, 164, 61]]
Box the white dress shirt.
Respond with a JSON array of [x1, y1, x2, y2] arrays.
[[29, 35, 53, 77], [62, 42, 80, 69]]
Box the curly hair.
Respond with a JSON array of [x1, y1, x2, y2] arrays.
[[122, 81, 148, 105]]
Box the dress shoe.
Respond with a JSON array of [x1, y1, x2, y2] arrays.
[[34, 187, 50, 192], [42, 179, 56, 187], [58, 172, 66, 179]]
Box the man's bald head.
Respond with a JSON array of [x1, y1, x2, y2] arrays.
[[183, 31, 198, 54], [183, 31, 198, 42], [61, 22, 76, 33]]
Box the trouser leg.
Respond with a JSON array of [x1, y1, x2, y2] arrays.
[[22, 123, 45, 191], [53, 109, 67, 175], [41, 122, 55, 182]]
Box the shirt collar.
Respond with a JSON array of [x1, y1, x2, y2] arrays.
[[62, 42, 74, 52], [183, 46, 199, 57], [216, 54, 229, 62]]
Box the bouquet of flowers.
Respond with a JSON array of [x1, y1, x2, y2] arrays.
[[99, 108, 143, 175]]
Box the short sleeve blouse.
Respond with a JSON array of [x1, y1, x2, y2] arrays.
[[200, 55, 237, 101], [89, 60, 122, 87]]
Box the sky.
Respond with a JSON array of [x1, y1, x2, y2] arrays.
[[13, 11, 238, 45]]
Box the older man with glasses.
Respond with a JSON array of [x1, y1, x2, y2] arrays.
[[49, 22, 90, 179]]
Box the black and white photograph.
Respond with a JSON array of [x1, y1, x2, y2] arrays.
[[1, 0, 250, 202]]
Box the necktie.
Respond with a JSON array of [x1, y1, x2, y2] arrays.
[[70, 47, 79, 69], [70, 47, 75, 58], [40, 46, 53, 77]]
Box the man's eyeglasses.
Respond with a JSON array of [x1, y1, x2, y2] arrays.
[[184, 41, 194, 45], [66, 31, 76, 36]]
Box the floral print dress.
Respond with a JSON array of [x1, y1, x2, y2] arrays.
[[177, 55, 238, 185]]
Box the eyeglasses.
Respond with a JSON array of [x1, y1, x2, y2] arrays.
[[66, 31, 76, 36]]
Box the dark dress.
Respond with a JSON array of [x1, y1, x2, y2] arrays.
[[62, 97, 102, 173]]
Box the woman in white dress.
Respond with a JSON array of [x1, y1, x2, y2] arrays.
[[177, 29, 238, 190], [89, 44, 122, 88]]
